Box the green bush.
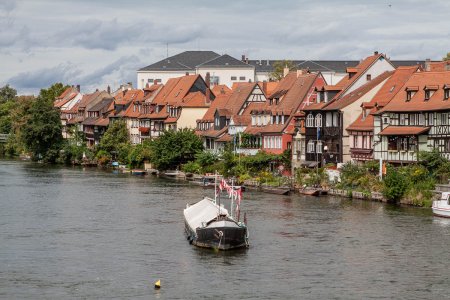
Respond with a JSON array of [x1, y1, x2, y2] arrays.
[[182, 161, 201, 174], [382, 169, 409, 202]]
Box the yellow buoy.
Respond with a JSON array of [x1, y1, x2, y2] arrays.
[[154, 279, 161, 289]]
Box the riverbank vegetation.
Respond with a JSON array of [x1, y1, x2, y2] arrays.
[[1, 83, 448, 207]]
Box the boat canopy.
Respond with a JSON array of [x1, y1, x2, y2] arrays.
[[184, 197, 229, 231]]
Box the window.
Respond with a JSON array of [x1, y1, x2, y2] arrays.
[[406, 91, 415, 101], [210, 76, 219, 85], [366, 74, 372, 81], [155, 79, 162, 83], [315, 114, 322, 127], [425, 90, 431, 101], [326, 112, 332, 127], [388, 136, 398, 151], [306, 114, 314, 127], [400, 114, 407, 125], [231, 76, 237, 80], [428, 113, 434, 125], [383, 117, 389, 125], [148, 79, 154, 83], [251, 115, 256, 126], [445, 89, 450, 100], [307, 141, 315, 153], [333, 112, 339, 127], [419, 114, 425, 126], [239, 76, 246, 81], [316, 140, 322, 153], [442, 113, 449, 125]]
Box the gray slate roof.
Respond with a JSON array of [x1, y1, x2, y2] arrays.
[[248, 59, 427, 73], [138, 51, 220, 71], [197, 54, 254, 68]]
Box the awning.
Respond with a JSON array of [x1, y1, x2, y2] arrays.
[[379, 126, 430, 136]]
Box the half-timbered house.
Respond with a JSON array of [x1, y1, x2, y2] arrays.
[[373, 70, 450, 163]]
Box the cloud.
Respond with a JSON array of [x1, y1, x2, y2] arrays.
[[7, 63, 79, 90], [53, 18, 203, 51]]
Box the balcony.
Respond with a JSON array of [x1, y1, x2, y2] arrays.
[[350, 148, 373, 160]]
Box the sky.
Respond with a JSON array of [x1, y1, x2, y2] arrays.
[[1, 0, 449, 95]]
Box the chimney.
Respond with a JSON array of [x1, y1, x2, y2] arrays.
[[107, 85, 111, 94], [296, 69, 304, 78], [267, 59, 270, 66], [263, 81, 268, 95], [127, 82, 132, 88], [374, 51, 379, 55], [76, 85, 80, 92], [283, 66, 290, 78], [205, 72, 211, 102], [242, 54, 246, 62], [245, 57, 249, 64], [425, 58, 431, 71], [185, 72, 189, 76]]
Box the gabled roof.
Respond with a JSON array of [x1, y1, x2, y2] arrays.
[[88, 98, 114, 112], [178, 91, 209, 107], [331, 53, 394, 99], [377, 71, 450, 113], [200, 93, 232, 122], [323, 71, 393, 111], [197, 54, 253, 68], [224, 82, 257, 115], [138, 51, 220, 71], [152, 75, 200, 105]]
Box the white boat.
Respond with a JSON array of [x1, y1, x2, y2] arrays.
[[183, 177, 249, 250], [432, 192, 450, 218]]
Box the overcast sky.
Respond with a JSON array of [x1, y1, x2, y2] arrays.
[[1, 0, 449, 95]]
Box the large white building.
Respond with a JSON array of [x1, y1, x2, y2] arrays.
[[137, 50, 428, 89]]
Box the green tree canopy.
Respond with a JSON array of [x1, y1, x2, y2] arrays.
[[149, 128, 204, 170], [98, 120, 130, 160], [0, 85, 18, 134], [22, 84, 67, 162], [269, 60, 297, 81], [0, 84, 17, 104]]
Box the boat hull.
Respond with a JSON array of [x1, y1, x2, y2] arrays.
[[185, 222, 248, 250], [432, 207, 450, 218], [261, 187, 290, 195]]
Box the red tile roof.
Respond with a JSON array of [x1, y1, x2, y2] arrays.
[[201, 93, 232, 122], [212, 85, 231, 96], [347, 66, 419, 131], [379, 126, 430, 135], [324, 71, 393, 111], [179, 91, 209, 107], [331, 53, 394, 99], [378, 71, 450, 113]]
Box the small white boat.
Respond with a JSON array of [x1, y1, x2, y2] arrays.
[[432, 192, 450, 218]]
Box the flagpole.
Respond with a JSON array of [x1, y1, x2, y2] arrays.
[[231, 178, 234, 219]]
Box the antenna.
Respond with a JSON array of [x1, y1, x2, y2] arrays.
[[166, 43, 169, 58]]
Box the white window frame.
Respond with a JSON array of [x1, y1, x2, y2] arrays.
[[306, 114, 314, 127]]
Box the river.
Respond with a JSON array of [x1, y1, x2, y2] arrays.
[[0, 160, 449, 299]]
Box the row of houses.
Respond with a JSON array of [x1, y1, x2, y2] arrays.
[[54, 50, 450, 172]]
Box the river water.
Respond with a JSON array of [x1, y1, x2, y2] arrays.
[[0, 160, 449, 299]]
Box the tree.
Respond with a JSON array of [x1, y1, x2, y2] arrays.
[[269, 60, 297, 81], [0, 84, 17, 104], [443, 52, 450, 61], [98, 120, 130, 163], [128, 140, 152, 168], [149, 128, 204, 170], [22, 84, 67, 162]]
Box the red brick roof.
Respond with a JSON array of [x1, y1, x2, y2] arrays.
[[201, 93, 231, 122], [379, 126, 430, 135]]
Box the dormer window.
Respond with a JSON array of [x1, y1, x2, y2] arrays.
[[366, 74, 372, 81], [444, 85, 450, 100], [424, 85, 438, 101], [405, 86, 418, 102]]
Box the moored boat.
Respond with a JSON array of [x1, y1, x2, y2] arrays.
[[261, 186, 290, 195], [183, 177, 249, 250], [432, 192, 450, 218]]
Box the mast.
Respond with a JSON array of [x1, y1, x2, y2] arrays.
[[230, 178, 234, 220]]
